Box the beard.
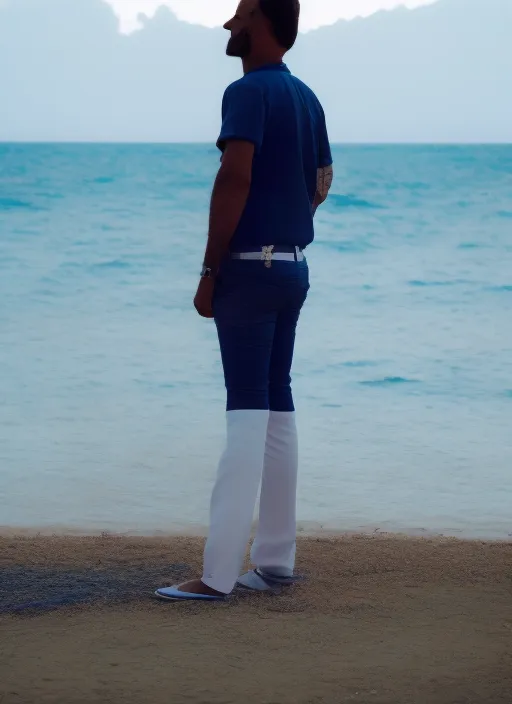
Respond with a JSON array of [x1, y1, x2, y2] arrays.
[[226, 30, 251, 58]]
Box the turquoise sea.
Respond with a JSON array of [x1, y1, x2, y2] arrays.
[[1, 143, 511, 538]]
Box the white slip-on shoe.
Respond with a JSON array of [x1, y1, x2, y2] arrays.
[[154, 586, 226, 602], [237, 568, 303, 592]]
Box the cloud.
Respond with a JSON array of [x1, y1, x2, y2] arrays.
[[106, 0, 168, 32], [105, 0, 438, 33]]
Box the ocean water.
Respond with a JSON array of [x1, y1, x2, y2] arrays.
[[1, 143, 511, 539]]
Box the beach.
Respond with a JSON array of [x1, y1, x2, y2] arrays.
[[1, 533, 511, 704], [2, 144, 512, 702]]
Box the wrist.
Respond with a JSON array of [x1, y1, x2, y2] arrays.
[[200, 265, 216, 280]]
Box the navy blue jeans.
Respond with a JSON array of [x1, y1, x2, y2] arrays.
[[213, 258, 310, 412]]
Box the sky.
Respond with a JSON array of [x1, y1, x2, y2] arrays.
[[106, 0, 436, 33], [1, 0, 510, 142]]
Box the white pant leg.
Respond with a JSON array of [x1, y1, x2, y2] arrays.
[[250, 411, 298, 577], [202, 409, 269, 594]]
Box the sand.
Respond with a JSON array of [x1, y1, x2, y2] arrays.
[[1, 533, 511, 704]]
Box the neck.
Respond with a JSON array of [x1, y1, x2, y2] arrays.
[[242, 51, 284, 74]]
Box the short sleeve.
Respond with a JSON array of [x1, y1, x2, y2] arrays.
[[216, 80, 266, 154], [318, 107, 333, 168]]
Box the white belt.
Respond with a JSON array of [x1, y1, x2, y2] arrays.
[[231, 246, 304, 267]]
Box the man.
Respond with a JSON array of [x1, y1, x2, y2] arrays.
[[156, 0, 333, 601]]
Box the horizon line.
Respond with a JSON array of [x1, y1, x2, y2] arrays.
[[1, 141, 511, 147]]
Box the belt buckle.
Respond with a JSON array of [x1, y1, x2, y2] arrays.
[[261, 245, 274, 268]]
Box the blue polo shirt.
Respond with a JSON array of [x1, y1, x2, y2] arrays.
[[217, 63, 332, 251]]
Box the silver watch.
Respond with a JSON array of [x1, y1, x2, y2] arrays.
[[200, 265, 214, 279]]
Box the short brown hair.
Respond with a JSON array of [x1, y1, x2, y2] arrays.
[[259, 0, 300, 51]]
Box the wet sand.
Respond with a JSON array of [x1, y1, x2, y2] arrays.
[[1, 533, 511, 704]]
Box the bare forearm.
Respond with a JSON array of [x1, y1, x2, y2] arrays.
[[203, 168, 251, 274], [313, 165, 334, 215]]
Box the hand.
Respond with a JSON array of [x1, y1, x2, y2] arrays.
[[194, 277, 215, 318]]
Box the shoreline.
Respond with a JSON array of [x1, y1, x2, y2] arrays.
[[1, 520, 511, 541]]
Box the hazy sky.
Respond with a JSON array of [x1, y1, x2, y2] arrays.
[[106, 0, 437, 33], [1, 0, 510, 142]]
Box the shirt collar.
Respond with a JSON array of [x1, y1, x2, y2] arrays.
[[248, 62, 290, 74]]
